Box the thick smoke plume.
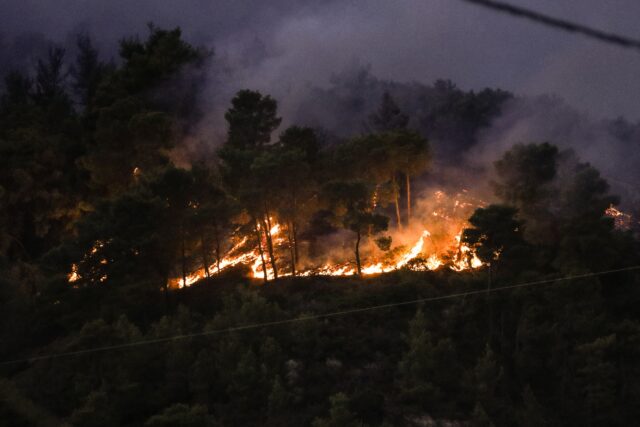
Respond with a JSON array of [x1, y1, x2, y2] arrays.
[[469, 95, 640, 207], [3, 0, 640, 206], [2, 0, 640, 117]]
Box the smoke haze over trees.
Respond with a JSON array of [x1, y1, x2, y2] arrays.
[[1, 4, 640, 426], [2, 0, 640, 118], [3, 1, 640, 195]]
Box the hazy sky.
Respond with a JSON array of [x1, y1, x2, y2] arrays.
[[2, 0, 639, 119]]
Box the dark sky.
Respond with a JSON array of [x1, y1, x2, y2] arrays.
[[2, 0, 640, 119]]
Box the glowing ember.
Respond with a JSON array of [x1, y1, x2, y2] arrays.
[[605, 204, 633, 230], [68, 263, 80, 282], [67, 240, 107, 284]]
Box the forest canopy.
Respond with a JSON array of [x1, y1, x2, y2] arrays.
[[1, 25, 639, 427]]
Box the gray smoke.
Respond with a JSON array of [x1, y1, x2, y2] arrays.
[[469, 95, 640, 206], [2, 0, 639, 118], [3, 0, 640, 204]]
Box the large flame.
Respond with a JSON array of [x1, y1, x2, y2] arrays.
[[69, 193, 637, 289], [168, 224, 484, 287], [167, 190, 487, 288]]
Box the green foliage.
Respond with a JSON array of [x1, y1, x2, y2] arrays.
[[398, 309, 438, 399], [118, 25, 205, 94], [268, 375, 292, 415], [417, 79, 512, 161], [472, 402, 496, 427], [312, 393, 366, 427], [493, 142, 558, 213], [224, 89, 282, 149], [474, 345, 504, 404], [368, 92, 409, 133], [71, 34, 109, 110], [375, 236, 392, 251], [70, 390, 115, 427], [388, 130, 431, 178], [1, 22, 640, 427], [490, 142, 630, 275], [279, 125, 320, 164], [575, 334, 618, 423], [397, 307, 462, 415], [462, 204, 529, 275], [517, 386, 547, 427], [80, 25, 204, 196], [322, 180, 389, 275], [145, 403, 217, 427]]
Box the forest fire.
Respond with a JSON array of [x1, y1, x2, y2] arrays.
[[66, 189, 487, 288], [8, 12, 640, 424], [167, 226, 482, 288], [68, 240, 108, 285], [70, 189, 635, 289], [154, 196, 633, 288], [162, 195, 635, 288], [165, 190, 486, 288]]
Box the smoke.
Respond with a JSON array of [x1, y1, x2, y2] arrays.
[[3, 0, 640, 203], [468, 95, 640, 207], [2, 0, 640, 115]]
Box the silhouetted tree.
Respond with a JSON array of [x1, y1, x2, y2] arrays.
[[323, 181, 389, 275], [224, 89, 281, 149], [71, 34, 108, 110], [368, 91, 408, 132]]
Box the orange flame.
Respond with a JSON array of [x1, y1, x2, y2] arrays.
[[71, 191, 494, 288]]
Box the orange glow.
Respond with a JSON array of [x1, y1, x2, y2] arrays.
[[605, 204, 633, 230], [69, 193, 635, 288], [168, 190, 487, 287], [70, 191, 497, 288]]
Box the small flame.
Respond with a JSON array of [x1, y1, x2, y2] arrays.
[[68, 263, 80, 282], [605, 204, 633, 230]]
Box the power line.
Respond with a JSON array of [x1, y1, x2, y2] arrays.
[[1, 265, 639, 366], [460, 0, 640, 52]]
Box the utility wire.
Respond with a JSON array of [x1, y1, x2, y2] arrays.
[[2, 265, 639, 366], [460, 0, 640, 52]]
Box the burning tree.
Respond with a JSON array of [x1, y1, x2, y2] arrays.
[[322, 181, 389, 276], [218, 89, 283, 281], [462, 204, 527, 279]]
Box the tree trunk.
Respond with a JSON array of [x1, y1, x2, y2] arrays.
[[181, 230, 187, 288], [287, 222, 297, 276], [162, 273, 170, 313], [291, 197, 299, 272], [355, 230, 362, 276], [262, 208, 278, 280], [292, 220, 299, 267], [393, 176, 402, 229], [406, 172, 412, 224], [254, 219, 268, 283], [487, 263, 493, 338], [200, 236, 210, 278], [214, 226, 221, 274]]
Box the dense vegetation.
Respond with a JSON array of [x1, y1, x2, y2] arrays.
[[1, 26, 639, 426]]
